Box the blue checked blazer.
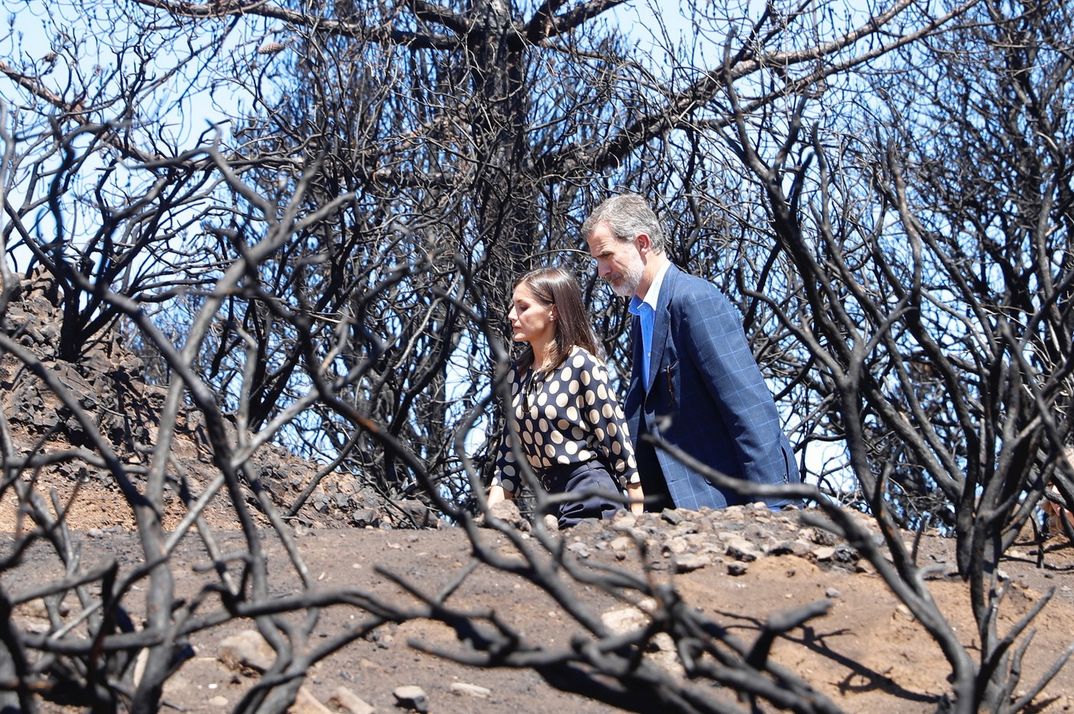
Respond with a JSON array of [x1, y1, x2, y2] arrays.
[[623, 264, 800, 509]]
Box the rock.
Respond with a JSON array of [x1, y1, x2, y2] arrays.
[[664, 537, 689, 555], [209, 695, 229, 707], [23, 620, 49, 634], [671, 521, 701, 537], [393, 685, 429, 712], [218, 630, 274, 673], [813, 546, 837, 562], [721, 505, 746, 521], [22, 599, 50, 619], [567, 541, 591, 558], [832, 545, 859, 564], [647, 633, 685, 679], [650, 632, 676, 653], [351, 508, 380, 527], [725, 536, 760, 562], [487, 500, 526, 528], [602, 607, 648, 634], [290, 687, 333, 714], [810, 527, 840, 546], [825, 587, 842, 599], [331, 687, 375, 714], [399, 498, 436, 527], [727, 562, 749, 576], [661, 509, 685, 525], [674, 554, 709, 573], [743, 523, 767, 540], [369, 629, 393, 649], [449, 682, 491, 698], [609, 535, 634, 552], [893, 604, 913, 621]]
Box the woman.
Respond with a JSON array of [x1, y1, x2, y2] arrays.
[[487, 267, 644, 527]]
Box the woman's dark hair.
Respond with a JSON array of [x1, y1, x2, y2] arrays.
[[515, 267, 602, 371]]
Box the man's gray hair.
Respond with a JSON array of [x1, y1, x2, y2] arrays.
[[581, 193, 666, 253]]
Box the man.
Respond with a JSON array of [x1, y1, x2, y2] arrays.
[[583, 193, 799, 510]]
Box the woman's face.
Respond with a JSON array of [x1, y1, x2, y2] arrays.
[[508, 283, 555, 347]]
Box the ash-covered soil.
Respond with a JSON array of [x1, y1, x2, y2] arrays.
[[6, 505, 1074, 713]]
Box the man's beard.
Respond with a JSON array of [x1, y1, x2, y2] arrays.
[[610, 262, 643, 298]]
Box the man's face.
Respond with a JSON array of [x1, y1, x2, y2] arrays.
[[587, 222, 645, 298]]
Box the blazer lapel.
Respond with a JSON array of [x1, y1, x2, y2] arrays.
[[645, 264, 677, 394]]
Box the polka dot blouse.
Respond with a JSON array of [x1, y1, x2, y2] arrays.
[[493, 346, 640, 495]]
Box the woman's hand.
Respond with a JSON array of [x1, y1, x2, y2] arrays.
[[626, 482, 645, 515]]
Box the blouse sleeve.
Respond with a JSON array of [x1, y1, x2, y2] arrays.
[[575, 352, 640, 486], [492, 368, 523, 495]]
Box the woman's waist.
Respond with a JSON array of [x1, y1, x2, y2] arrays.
[[536, 459, 607, 488]]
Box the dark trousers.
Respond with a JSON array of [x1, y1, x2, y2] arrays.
[[634, 423, 673, 512], [541, 461, 624, 528]]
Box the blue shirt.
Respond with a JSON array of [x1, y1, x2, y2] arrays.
[[628, 261, 670, 388]]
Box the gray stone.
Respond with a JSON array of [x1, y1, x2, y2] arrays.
[[567, 541, 591, 558], [721, 505, 746, 521], [602, 606, 648, 634], [833, 545, 858, 563], [369, 629, 393, 649], [810, 528, 840, 546], [813, 546, 837, 562], [744, 523, 767, 540], [449, 682, 491, 699], [674, 554, 709, 572], [399, 498, 436, 526], [664, 537, 689, 555], [650, 632, 676, 653], [351, 508, 380, 527], [725, 537, 759, 562], [727, 562, 749, 576], [218, 630, 274, 673], [393, 685, 429, 712], [661, 508, 685, 525], [487, 500, 526, 528]]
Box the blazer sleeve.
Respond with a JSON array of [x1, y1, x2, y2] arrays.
[[677, 282, 789, 486]]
